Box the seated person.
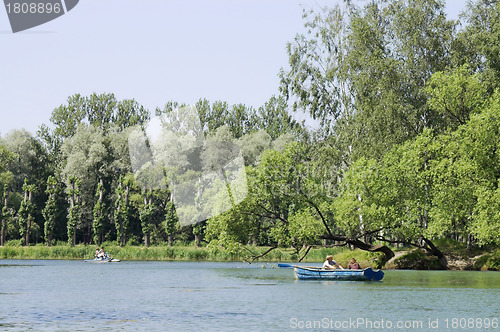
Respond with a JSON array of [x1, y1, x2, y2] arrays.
[[322, 255, 343, 269], [348, 258, 361, 269]]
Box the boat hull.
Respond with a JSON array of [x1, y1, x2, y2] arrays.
[[294, 267, 383, 281], [84, 258, 120, 263]]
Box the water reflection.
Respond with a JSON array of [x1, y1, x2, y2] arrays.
[[0, 260, 498, 331]]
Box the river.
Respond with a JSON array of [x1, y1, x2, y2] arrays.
[[0, 260, 498, 331]]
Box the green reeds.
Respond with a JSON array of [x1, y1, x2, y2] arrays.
[[0, 243, 383, 268]]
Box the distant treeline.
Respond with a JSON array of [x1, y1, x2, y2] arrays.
[[0, 0, 499, 268]]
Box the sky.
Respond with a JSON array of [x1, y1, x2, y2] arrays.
[[0, 0, 469, 137]]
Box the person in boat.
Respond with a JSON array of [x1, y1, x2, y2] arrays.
[[322, 255, 343, 269], [95, 248, 100, 258], [97, 247, 105, 259], [348, 258, 361, 269]]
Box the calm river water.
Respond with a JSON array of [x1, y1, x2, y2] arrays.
[[0, 260, 499, 331]]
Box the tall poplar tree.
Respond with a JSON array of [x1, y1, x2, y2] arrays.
[[42, 176, 58, 246]]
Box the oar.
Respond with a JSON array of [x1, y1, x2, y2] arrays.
[[277, 263, 295, 268]]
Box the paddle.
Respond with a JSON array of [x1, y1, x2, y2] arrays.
[[277, 263, 295, 268]]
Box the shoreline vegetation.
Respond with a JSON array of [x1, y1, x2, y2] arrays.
[[1, 243, 498, 271]]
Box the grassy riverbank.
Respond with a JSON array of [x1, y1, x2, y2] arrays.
[[0, 243, 382, 266], [1, 242, 497, 270]]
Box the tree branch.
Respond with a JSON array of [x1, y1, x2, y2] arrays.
[[298, 245, 312, 262], [297, 188, 335, 239], [244, 246, 278, 264]]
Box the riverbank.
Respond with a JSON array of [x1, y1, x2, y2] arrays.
[[0, 244, 382, 266], [0, 243, 498, 270]]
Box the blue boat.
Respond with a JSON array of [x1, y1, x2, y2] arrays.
[[293, 266, 384, 281]]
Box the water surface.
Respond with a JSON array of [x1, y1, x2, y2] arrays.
[[0, 260, 498, 331]]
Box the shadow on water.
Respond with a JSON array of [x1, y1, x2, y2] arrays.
[[383, 270, 500, 289], [0, 264, 43, 267]]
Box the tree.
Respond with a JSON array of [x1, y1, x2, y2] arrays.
[[336, 136, 446, 264], [280, 0, 457, 159], [115, 174, 132, 246], [192, 223, 203, 247], [19, 179, 36, 246], [42, 176, 58, 246], [334, 90, 500, 264], [207, 142, 395, 264], [46, 93, 149, 141], [92, 179, 105, 245], [1, 131, 50, 240], [256, 95, 303, 140], [237, 130, 272, 166], [60, 125, 109, 244], [454, 0, 500, 92], [425, 64, 488, 129], [1, 183, 13, 246], [139, 187, 153, 247], [67, 177, 81, 246], [163, 193, 178, 247], [0, 145, 15, 246], [431, 91, 500, 246]]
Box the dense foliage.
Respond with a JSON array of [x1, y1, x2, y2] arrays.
[[0, 0, 498, 267]]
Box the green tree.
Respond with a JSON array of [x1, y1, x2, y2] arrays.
[[431, 91, 500, 246], [1, 183, 13, 246], [237, 130, 272, 166], [45, 93, 149, 141], [207, 142, 394, 264], [67, 177, 81, 246], [425, 64, 488, 129], [454, 0, 500, 92], [115, 175, 132, 246], [92, 179, 105, 245], [280, 0, 457, 159], [257, 95, 302, 140], [60, 125, 109, 244], [19, 179, 36, 246], [336, 135, 446, 263], [0, 145, 15, 246], [1, 131, 50, 241], [163, 195, 178, 247], [42, 176, 58, 246], [139, 188, 154, 247]]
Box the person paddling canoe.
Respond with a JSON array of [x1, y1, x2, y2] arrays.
[[322, 255, 344, 269]]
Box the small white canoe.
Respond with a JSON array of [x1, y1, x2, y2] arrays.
[[84, 258, 121, 263]]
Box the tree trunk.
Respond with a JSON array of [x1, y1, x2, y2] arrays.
[[167, 234, 172, 247], [466, 233, 473, 252], [347, 238, 395, 267], [422, 237, 447, 267], [122, 185, 130, 247], [25, 191, 33, 246], [97, 178, 104, 244], [323, 235, 395, 268], [1, 190, 8, 246], [69, 182, 76, 247], [0, 219, 5, 247], [194, 234, 200, 247]]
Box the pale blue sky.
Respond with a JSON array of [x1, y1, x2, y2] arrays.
[[0, 0, 468, 136]]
